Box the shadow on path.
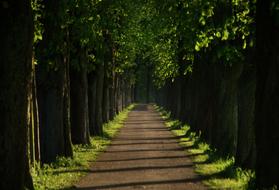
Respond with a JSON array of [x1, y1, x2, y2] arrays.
[[70, 104, 207, 190]]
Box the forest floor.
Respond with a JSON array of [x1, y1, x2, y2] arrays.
[[74, 104, 207, 190]]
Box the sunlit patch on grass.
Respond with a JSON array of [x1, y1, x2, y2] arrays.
[[32, 104, 135, 190], [196, 158, 234, 176]]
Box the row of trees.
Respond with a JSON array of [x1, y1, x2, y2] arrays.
[[130, 0, 278, 189], [1, 0, 278, 189], [1, 0, 136, 189]]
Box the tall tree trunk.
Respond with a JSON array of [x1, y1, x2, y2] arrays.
[[122, 79, 126, 110], [33, 66, 41, 162], [94, 63, 104, 136], [103, 32, 113, 122], [131, 84, 135, 103], [0, 1, 34, 189], [235, 65, 256, 169], [70, 48, 90, 145], [117, 76, 123, 112], [115, 75, 120, 114], [36, 0, 73, 163], [63, 55, 73, 157], [255, 0, 279, 187], [146, 66, 150, 103], [212, 62, 242, 156], [88, 72, 97, 135], [37, 58, 73, 163], [173, 78, 181, 119], [109, 72, 116, 120], [102, 61, 110, 123], [28, 59, 41, 164]]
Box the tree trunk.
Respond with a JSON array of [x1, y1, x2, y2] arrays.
[[28, 60, 41, 164], [63, 52, 74, 157], [117, 76, 123, 112], [94, 63, 104, 136], [37, 57, 73, 163], [0, 1, 34, 189], [70, 48, 91, 145], [146, 67, 150, 103], [212, 62, 242, 156], [115, 75, 120, 113], [33, 66, 41, 162], [109, 72, 116, 120], [102, 61, 110, 123], [255, 0, 279, 187], [36, 0, 73, 163], [235, 65, 256, 169], [88, 72, 97, 135]]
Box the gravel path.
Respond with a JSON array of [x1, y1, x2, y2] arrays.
[[74, 104, 207, 190]]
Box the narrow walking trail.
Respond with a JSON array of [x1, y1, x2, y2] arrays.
[[75, 104, 207, 190]]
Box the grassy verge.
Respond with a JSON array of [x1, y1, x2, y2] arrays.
[[31, 104, 135, 190], [154, 105, 255, 190]]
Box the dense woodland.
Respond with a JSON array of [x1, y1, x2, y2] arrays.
[[0, 0, 279, 189]]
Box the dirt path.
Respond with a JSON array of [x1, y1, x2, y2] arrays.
[[74, 104, 207, 190]]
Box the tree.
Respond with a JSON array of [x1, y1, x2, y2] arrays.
[[0, 0, 34, 189], [36, 0, 73, 163], [255, 0, 279, 188]]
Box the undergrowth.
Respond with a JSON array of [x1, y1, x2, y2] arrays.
[[31, 104, 135, 190], [154, 105, 255, 190]]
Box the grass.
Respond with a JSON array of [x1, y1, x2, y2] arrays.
[[154, 105, 255, 190], [31, 104, 135, 190]]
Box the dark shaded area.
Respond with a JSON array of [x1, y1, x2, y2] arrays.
[[255, 0, 279, 187], [0, 1, 34, 189], [131, 104, 149, 111]]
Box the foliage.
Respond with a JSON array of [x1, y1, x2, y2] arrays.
[[119, 0, 256, 86], [33, 0, 256, 87], [31, 104, 135, 190], [32, 0, 43, 45]]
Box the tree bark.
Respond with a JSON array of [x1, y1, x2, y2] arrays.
[[255, 0, 279, 187], [36, 0, 73, 163], [37, 58, 73, 163], [70, 48, 91, 145], [235, 65, 256, 169], [102, 61, 110, 123], [109, 71, 116, 120], [117, 75, 123, 112], [88, 72, 97, 135], [94, 63, 104, 136], [0, 1, 34, 189], [28, 60, 41, 164], [115, 75, 120, 114], [63, 55, 74, 157], [212, 62, 242, 156], [146, 66, 150, 103]]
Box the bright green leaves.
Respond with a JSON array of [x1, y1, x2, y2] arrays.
[[192, 0, 255, 68], [32, 0, 43, 44], [215, 31, 221, 38], [222, 29, 229, 41], [199, 3, 215, 26]]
